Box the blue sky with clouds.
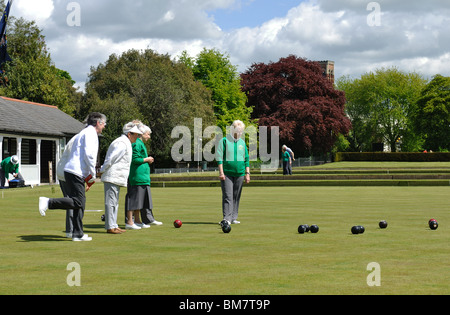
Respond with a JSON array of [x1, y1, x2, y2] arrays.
[[9, 0, 450, 91], [210, 0, 304, 30]]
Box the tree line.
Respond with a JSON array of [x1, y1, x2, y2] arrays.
[[336, 69, 450, 153], [1, 14, 449, 166]]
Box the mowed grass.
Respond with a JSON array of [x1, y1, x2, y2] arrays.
[[0, 182, 449, 295]]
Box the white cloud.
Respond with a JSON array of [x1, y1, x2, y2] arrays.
[[14, 0, 54, 24], [10, 0, 450, 90]]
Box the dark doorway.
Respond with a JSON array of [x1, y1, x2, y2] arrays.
[[40, 140, 56, 183]]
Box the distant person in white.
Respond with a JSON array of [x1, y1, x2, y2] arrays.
[[100, 122, 142, 234], [39, 112, 106, 242]]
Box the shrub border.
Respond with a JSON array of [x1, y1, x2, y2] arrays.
[[335, 152, 450, 162]]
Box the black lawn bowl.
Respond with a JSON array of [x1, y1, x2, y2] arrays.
[[310, 225, 319, 233], [379, 220, 388, 229], [429, 220, 438, 230], [298, 225, 307, 234], [351, 226, 361, 234], [358, 226, 365, 234], [222, 223, 231, 233]]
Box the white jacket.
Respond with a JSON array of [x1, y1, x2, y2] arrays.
[[64, 125, 99, 179], [56, 136, 76, 181], [100, 135, 132, 187]]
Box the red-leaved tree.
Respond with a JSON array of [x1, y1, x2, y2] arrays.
[[241, 55, 351, 156]]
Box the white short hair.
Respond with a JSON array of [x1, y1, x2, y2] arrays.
[[231, 120, 245, 134], [138, 124, 152, 135]]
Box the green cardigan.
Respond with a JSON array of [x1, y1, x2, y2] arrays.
[[216, 135, 250, 177], [128, 138, 151, 186], [282, 151, 291, 162], [1, 157, 19, 180]]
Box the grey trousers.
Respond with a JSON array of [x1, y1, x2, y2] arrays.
[[141, 208, 156, 225], [221, 175, 244, 222], [104, 182, 120, 230]]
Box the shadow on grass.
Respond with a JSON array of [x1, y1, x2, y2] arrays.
[[83, 224, 106, 234], [18, 235, 69, 242], [17, 224, 106, 242]]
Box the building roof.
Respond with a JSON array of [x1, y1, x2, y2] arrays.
[[0, 96, 84, 138]]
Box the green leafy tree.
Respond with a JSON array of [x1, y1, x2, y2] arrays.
[[0, 16, 79, 115], [84, 49, 216, 165], [337, 68, 426, 152], [180, 48, 254, 132], [413, 74, 450, 151], [336, 75, 379, 152], [85, 92, 143, 158]]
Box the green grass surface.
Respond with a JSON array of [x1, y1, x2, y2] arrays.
[[1, 176, 449, 295], [151, 162, 450, 187]]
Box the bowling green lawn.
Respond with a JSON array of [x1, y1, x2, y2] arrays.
[[1, 177, 449, 295]]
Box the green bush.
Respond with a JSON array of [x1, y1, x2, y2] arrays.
[[335, 152, 450, 162]]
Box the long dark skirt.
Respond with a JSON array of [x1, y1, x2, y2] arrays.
[[125, 185, 155, 224]]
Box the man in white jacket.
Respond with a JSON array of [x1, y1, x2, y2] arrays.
[[39, 112, 106, 242], [100, 122, 142, 234]]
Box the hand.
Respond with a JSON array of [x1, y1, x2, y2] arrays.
[[85, 175, 95, 192], [219, 173, 226, 181], [245, 174, 250, 184], [145, 157, 154, 164]]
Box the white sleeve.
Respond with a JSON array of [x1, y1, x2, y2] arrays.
[[82, 127, 99, 178]]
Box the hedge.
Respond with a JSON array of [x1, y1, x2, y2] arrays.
[[335, 152, 450, 162], [151, 180, 450, 187]]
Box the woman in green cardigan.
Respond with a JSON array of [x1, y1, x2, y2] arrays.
[[125, 123, 160, 229], [216, 120, 251, 225]]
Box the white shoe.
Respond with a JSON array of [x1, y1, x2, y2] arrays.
[[231, 220, 240, 224], [73, 234, 92, 241], [66, 232, 72, 238], [39, 197, 49, 216], [149, 220, 163, 226], [126, 223, 141, 230], [136, 223, 151, 229]]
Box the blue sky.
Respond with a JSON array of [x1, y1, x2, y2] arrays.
[[210, 0, 304, 31]]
